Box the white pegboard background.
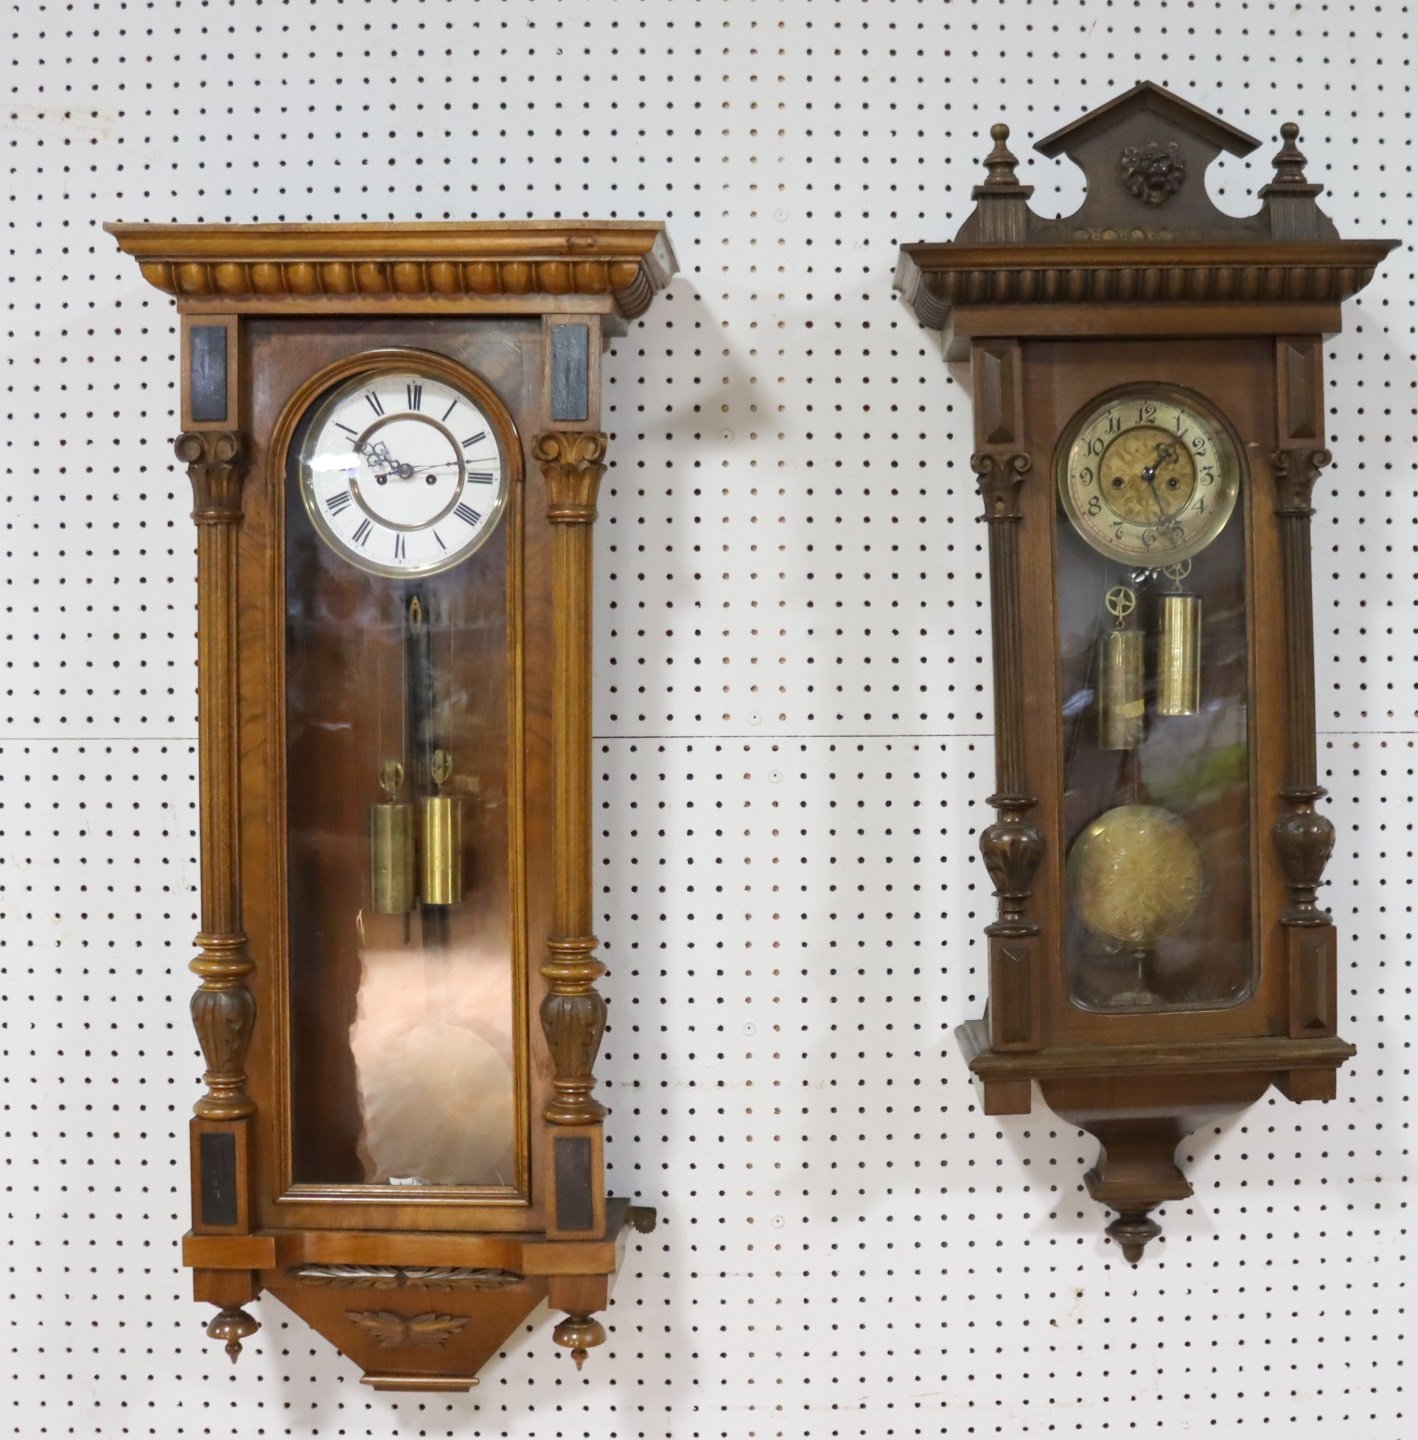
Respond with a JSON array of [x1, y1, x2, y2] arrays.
[[2, 1, 1413, 1436]]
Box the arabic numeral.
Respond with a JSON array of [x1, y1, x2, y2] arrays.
[[1087, 494, 1102, 517], [1079, 465, 1094, 486]]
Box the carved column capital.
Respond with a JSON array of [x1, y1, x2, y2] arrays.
[[176, 430, 248, 524], [1271, 446, 1332, 517], [534, 430, 608, 523], [972, 450, 1032, 522]]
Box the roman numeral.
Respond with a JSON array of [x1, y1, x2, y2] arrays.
[[365, 391, 385, 416], [440, 398, 458, 422], [454, 502, 482, 527], [433, 531, 447, 551], [465, 470, 495, 485], [406, 383, 423, 411], [336, 422, 360, 440], [461, 431, 487, 450], [393, 533, 407, 561], [326, 489, 353, 515], [353, 518, 373, 547]]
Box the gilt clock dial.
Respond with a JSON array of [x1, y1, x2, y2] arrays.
[[295, 362, 510, 577], [1058, 385, 1241, 565]]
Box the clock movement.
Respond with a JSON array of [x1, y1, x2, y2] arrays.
[[106, 220, 674, 1386], [895, 84, 1396, 1259]]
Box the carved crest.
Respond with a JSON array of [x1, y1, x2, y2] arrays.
[[1120, 140, 1186, 206]]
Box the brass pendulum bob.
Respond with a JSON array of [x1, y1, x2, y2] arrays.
[[1097, 583, 1144, 751], [1156, 558, 1201, 717], [419, 748, 464, 906], [369, 759, 416, 914]]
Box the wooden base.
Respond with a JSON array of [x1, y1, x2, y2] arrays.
[[190, 1197, 646, 1388], [957, 1019, 1354, 1259]]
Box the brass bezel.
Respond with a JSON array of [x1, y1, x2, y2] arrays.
[[1056, 381, 1245, 566]]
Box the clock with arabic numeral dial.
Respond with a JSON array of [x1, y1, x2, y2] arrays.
[[294, 358, 511, 577], [1058, 384, 1241, 566], [897, 82, 1396, 1266]]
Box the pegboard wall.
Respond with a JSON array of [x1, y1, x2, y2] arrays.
[[2, 1, 1413, 1436]]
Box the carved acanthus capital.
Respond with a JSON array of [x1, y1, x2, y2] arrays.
[[972, 451, 1032, 523], [534, 431, 608, 523], [1271, 446, 1333, 517], [177, 430, 248, 525]]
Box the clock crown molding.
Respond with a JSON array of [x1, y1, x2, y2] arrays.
[[104, 219, 676, 328], [896, 82, 1398, 334]]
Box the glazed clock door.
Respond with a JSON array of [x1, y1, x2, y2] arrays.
[[279, 349, 524, 1196], [1053, 379, 1254, 1015]]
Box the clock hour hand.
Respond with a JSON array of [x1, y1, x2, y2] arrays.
[[1139, 441, 1178, 518]]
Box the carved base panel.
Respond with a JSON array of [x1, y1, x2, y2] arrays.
[[264, 1272, 546, 1390]]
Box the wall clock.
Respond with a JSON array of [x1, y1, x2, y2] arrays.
[[895, 84, 1395, 1260], [106, 220, 674, 1387]]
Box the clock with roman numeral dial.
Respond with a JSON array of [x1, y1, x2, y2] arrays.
[[1057, 383, 1242, 566], [293, 359, 510, 577]]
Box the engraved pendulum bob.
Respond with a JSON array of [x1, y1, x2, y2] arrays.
[[1097, 584, 1145, 751], [1155, 558, 1201, 716], [420, 748, 465, 906], [369, 759, 416, 913]]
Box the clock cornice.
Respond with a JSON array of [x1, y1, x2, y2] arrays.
[[105, 219, 676, 328]]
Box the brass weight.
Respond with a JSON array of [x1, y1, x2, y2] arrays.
[[369, 759, 416, 913], [1097, 585, 1144, 750], [420, 749, 465, 905], [1156, 563, 1202, 716]]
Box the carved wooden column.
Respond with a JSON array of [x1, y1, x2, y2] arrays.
[[969, 338, 1043, 1088], [176, 428, 261, 1357], [534, 429, 612, 1368]]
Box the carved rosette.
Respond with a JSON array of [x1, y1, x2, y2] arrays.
[[536, 432, 612, 1127], [178, 431, 258, 1121], [1271, 446, 1335, 924]]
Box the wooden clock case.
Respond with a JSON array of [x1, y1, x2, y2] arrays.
[[106, 220, 674, 1387], [895, 85, 1396, 1259]]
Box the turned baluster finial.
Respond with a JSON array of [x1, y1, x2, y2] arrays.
[[1271, 121, 1311, 188], [980, 122, 1023, 190]]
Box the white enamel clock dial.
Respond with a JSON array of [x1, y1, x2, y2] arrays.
[[296, 365, 509, 577], [1057, 385, 1242, 566]]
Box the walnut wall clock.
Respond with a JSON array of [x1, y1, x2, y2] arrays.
[[105, 220, 674, 1387], [895, 84, 1396, 1260]]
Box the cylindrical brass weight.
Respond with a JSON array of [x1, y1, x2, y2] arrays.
[[1097, 628, 1145, 750], [369, 801, 416, 913], [420, 793, 465, 905], [1156, 592, 1202, 716]]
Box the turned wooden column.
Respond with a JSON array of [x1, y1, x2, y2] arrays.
[[534, 430, 611, 1127], [969, 338, 1043, 1071], [176, 427, 261, 1360], [177, 429, 257, 1122]]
